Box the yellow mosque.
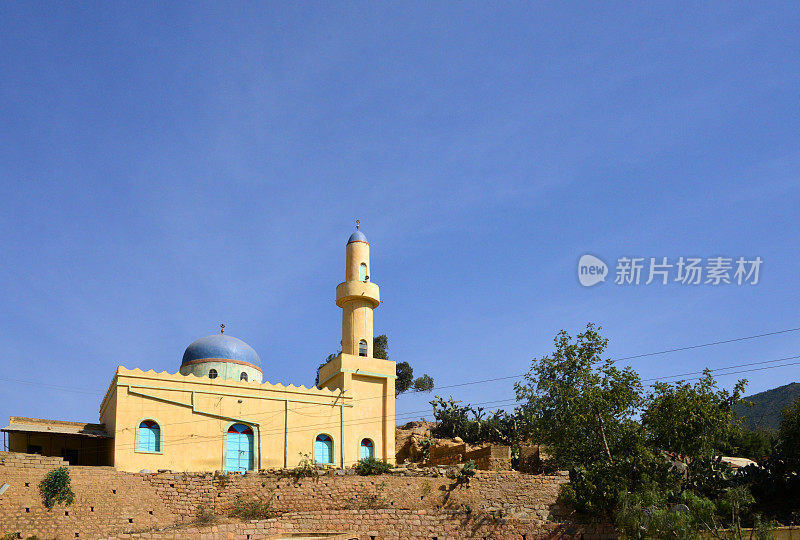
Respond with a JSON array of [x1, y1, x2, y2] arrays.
[[3, 227, 396, 472]]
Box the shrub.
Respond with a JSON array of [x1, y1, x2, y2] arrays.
[[615, 489, 716, 539], [195, 504, 216, 524], [355, 457, 393, 476], [39, 467, 75, 509], [455, 460, 476, 487], [229, 495, 274, 520], [291, 452, 318, 481]]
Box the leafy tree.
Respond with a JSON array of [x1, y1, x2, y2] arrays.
[[642, 371, 747, 466], [777, 396, 800, 473], [373, 334, 388, 360], [413, 374, 435, 392], [315, 351, 339, 387], [396, 361, 435, 396], [724, 426, 774, 462], [374, 334, 434, 396], [395, 361, 413, 394], [561, 442, 680, 519], [315, 334, 434, 394], [514, 323, 644, 469]]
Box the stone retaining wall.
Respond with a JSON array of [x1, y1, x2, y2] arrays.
[[104, 509, 617, 540], [144, 468, 568, 524], [0, 452, 177, 539], [0, 452, 587, 539]]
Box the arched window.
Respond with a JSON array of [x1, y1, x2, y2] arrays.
[[208, 369, 218, 379], [359, 438, 374, 460], [138, 420, 161, 453], [358, 340, 367, 357], [240, 372, 248, 381], [359, 263, 368, 281], [314, 434, 333, 464]]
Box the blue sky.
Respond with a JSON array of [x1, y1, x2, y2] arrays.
[[1, 3, 798, 432]]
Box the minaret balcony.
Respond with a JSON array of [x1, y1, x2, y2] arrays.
[[335, 281, 380, 308]]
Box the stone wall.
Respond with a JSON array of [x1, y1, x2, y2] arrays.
[[0, 452, 596, 539], [425, 444, 512, 470], [105, 509, 617, 539], [0, 452, 177, 539], [143, 468, 567, 524]]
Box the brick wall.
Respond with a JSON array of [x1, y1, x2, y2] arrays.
[[104, 509, 618, 540], [142, 469, 568, 524], [0, 452, 177, 539], [0, 452, 599, 539], [425, 444, 512, 470]]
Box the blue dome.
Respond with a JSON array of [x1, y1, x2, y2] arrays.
[[181, 334, 261, 368], [348, 230, 368, 243]]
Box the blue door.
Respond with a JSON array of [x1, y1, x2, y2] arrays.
[[226, 424, 253, 472], [359, 438, 374, 460], [314, 434, 333, 464]]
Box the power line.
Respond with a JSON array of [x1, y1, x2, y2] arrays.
[[616, 326, 800, 361], [3, 326, 800, 436], [9, 355, 800, 459], [2, 324, 799, 404], [640, 354, 800, 382], [29, 350, 800, 457]]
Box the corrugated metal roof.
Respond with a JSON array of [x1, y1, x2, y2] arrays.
[[1, 420, 111, 438]]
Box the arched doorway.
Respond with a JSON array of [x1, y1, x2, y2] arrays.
[[226, 423, 254, 472], [314, 434, 333, 464]]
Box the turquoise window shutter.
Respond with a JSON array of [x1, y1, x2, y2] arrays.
[[314, 434, 333, 464], [138, 421, 160, 452], [359, 438, 374, 460]]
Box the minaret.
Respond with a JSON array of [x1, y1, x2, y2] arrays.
[[317, 223, 395, 465], [336, 221, 380, 356]]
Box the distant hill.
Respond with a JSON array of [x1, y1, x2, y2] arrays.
[[735, 382, 800, 431]]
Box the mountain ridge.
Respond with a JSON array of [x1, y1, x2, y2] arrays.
[[735, 381, 800, 430]]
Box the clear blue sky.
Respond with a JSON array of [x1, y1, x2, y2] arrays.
[[1, 3, 798, 431]]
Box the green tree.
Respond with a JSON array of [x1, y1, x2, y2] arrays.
[[395, 360, 413, 394], [315, 351, 339, 387], [395, 361, 435, 396], [514, 323, 644, 468], [373, 334, 389, 360], [513, 324, 682, 519], [777, 396, 800, 473], [642, 371, 747, 465], [315, 334, 434, 395], [376, 334, 434, 396]]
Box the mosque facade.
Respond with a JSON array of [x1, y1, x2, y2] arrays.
[[3, 228, 396, 472]]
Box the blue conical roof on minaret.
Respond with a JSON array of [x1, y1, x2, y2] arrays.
[[348, 230, 368, 243]]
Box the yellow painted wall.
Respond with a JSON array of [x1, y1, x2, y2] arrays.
[[103, 364, 394, 473]]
